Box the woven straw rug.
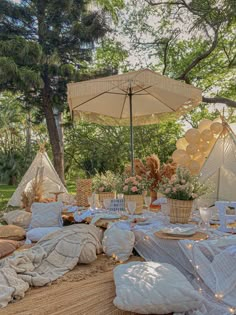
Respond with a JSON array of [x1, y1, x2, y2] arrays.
[[1, 254, 171, 315]]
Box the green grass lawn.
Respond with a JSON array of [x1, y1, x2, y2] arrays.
[[0, 181, 76, 212], [0, 185, 16, 211]]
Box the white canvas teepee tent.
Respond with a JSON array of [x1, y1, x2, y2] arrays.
[[199, 122, 236, 203], [8, 149, 67, 207]]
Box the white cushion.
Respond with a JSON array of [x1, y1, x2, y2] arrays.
[[26, 227, 62, 242], [113, 261, 202, 314], [30, 202, 63, 228], [3, 210, 32, 229], [102, 225, 135, 262]]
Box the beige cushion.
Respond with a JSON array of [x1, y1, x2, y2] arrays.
[[3, 210, 32, 229], [0, 239, 21, 259], [0, 225, 26, 241]]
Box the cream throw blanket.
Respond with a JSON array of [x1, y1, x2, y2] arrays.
[[0, 224, 103, 308]]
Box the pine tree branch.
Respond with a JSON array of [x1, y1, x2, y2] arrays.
[[202, 96, 236, 108]]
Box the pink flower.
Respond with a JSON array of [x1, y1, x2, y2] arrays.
[[123, 185, 128, 191], [172, 188, 177, 192], [133, 181, 138, 185], [125, 178, 129, 184], [165, 188, 171, 194], [131, 186, 138, 192], [191, 193, 198, 199], [99, 186, 104, 192], [136, 175, 142, 180]]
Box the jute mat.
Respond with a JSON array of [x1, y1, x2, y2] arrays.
[[1, 255, 172, 315], [154, 231, 208, 241]]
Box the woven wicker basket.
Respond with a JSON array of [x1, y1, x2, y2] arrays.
[[124, 194, 143, 214], [76, 179, 92, 207], [168, 198, 193, 224], [98, 192, 116, 205]]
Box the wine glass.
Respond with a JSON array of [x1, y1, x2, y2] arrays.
[[198, 198, 213, 231], [87, 196, 95, 210], [103, 198, 111, 211], [199, 208, 212, 231], [127, 201, 136, 219], [161, 203, 170, 225], [144, 196, 152, 211]]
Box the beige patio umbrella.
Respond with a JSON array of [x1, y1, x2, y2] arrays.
[[67, 69, 202, 174]]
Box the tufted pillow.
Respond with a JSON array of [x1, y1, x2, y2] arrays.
[[102, 225, 135, 262], [26, 227, 62, 242], [0, 225, 26, 241], [3, 210, 32, 229], [30, 202, 63, 228], [113, 261, 202, 314], [0, 239, 21, 259]]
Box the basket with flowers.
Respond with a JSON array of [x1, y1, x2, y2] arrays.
[[159, 166, 208, 223], [92, 171, 120, 204]]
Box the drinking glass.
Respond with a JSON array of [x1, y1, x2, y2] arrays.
[[161, 203, 170, 224], [199, 208, 212, 231], [127, 201, 136, 219], [144, 196, 152, 211], [87, 196, 94, 210], [197, 198, 213, 231], [117, 193, 124, 199], [103, 198, 111, 211]]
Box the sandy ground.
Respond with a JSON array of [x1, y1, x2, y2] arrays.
[[1, 254, 147, 315]]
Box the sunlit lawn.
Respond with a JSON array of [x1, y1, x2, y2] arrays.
[[0, 185, 16, 211], [0, 181, 77, 212]]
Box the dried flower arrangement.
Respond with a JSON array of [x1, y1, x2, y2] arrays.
[[21, 168, 44, 211], [124, 154, 177, 196]]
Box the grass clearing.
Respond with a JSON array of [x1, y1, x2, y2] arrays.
[[0, 181, 77, 212], [0, 185, 16, 211]]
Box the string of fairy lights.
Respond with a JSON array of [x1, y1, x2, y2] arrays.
[[106, 220, 236, 315]]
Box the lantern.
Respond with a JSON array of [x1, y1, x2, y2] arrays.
[[185, 128, 201, 144], [188, 160, 201, 175], [198, 119, 212, 132], [199, 141, 210, 153], [210, 122, 223, 135], [172, 150, 190, 165], [195, 154, 205, 167], [176, 137, 188, 150], [201, 129, 213, 142], [186, 143, 199, 156]]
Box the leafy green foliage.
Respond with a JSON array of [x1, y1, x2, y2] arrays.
[[64, 119, 183, 180]]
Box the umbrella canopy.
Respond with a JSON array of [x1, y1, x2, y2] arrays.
[[67, 69, 202, 173]]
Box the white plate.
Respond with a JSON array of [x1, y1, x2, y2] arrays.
[[161, 227, 196, 236], [136, 221, 152, 225], [99, 214, 120, 220]]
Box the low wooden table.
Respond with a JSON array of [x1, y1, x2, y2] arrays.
[[49, 191, 65, 201]]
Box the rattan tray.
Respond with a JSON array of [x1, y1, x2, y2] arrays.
[[154, 231, 208, 241]]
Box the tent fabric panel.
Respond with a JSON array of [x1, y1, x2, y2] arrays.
[[200, 125, 236, 203], [8, 152, 67, 207], [219, 166, 236, 201]]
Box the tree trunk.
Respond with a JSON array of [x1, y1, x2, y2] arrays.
[[42, 92, 65, 184]]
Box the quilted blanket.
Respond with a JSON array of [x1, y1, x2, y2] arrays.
[[0, 224, 103, 308]]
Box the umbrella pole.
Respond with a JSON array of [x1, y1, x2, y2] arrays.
[[128, 87, 134, 175]]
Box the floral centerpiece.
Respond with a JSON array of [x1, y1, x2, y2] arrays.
[[92, 171, 120, 204], [122, 175, 149, 214], [125, 154, 177, 201], [159, 166, 208, 223], [122, 175, 145, 195]]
